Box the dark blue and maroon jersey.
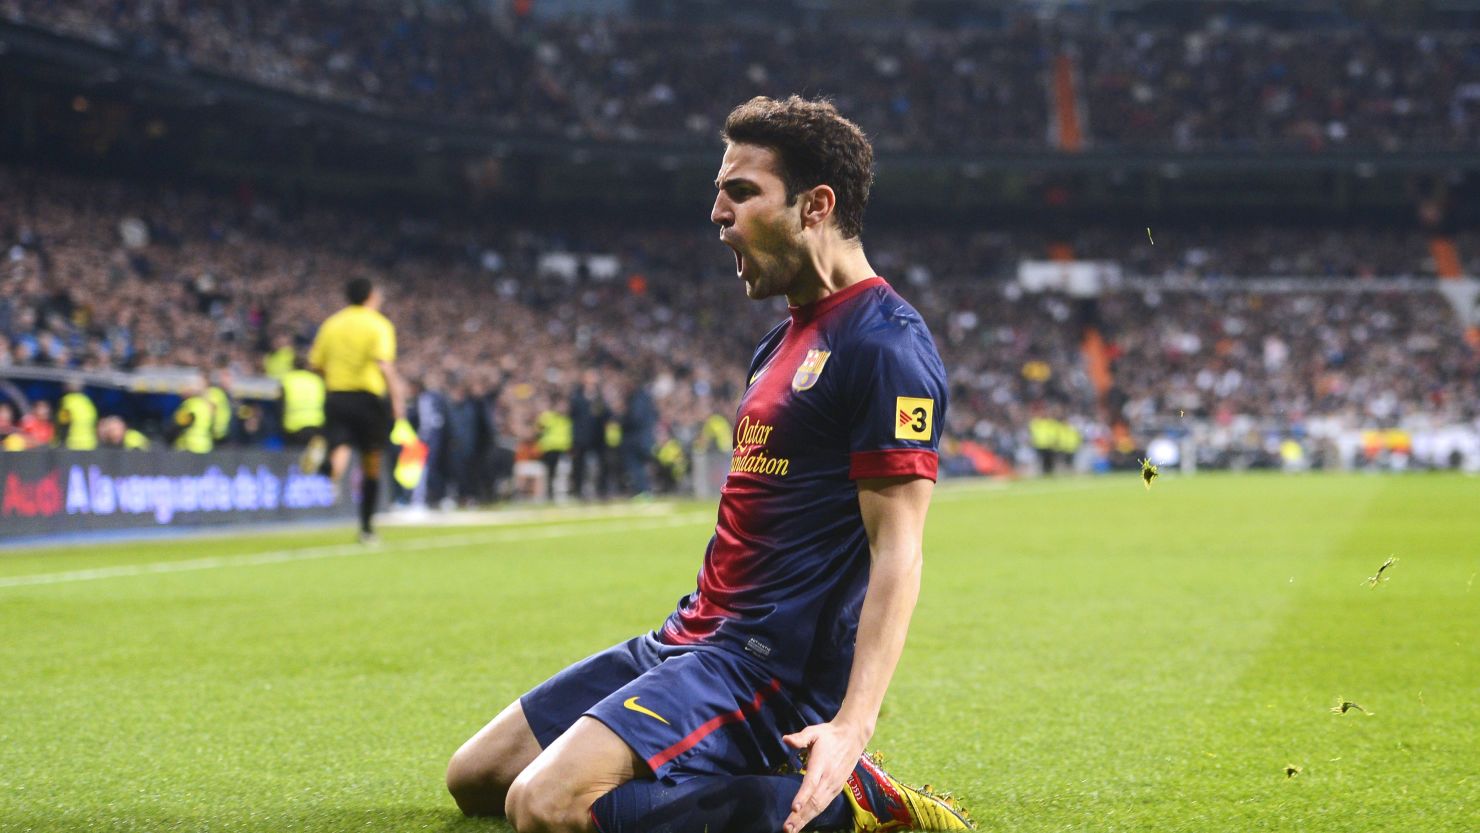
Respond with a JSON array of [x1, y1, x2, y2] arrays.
[[659, 276, 947, 718]]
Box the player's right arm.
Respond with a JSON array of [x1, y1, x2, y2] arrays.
[[781, 474, 932, 833], [372, 315, 404, 420], [378, 359, 406, 421]]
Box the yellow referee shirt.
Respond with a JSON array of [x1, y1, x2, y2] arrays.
[[309, 306, 396, 395]]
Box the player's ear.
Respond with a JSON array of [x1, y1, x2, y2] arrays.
[[799, 185, 836, 231]]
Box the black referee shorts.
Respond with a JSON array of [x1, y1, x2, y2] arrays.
[[324, 391, 392, 452]]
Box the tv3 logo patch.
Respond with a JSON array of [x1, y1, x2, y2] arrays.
[[895, 397, 933, 440]]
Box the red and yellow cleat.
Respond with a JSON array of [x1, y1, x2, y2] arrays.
[[842, 752, 974, 831]]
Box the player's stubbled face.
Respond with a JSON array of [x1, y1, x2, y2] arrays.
[[712, 143, 809, 301]]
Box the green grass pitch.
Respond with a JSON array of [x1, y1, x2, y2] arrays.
[[1, 473, 1476, 832]]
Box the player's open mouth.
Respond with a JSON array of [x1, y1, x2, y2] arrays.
[[722, 236, 745, 277]]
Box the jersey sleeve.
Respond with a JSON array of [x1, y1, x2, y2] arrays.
[[843, 323, 948, 482]]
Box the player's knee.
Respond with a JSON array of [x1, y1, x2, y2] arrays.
[[362, 450, 382, 478], [445, 749, 507, 817], [505, 770, 590, 833]]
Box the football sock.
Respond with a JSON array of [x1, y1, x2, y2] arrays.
[[359, 476, 378, 533], [589, 774, 849, 833]]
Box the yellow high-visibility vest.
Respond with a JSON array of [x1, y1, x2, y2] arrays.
[[656, 438, 687, 475], [695, 414, 733, 453], [536, 411, 573, 454], [263, 346, 295, 379], [206, 386, 231, 440], [1029, 417, 1059, 450], [58, 391, 98, 450], [281, 369, 327, 433], [173, 396, 214, 454], [1055, 422, 1082, 454]]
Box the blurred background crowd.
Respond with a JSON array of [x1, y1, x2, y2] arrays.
[[4, 165, 1477, 496], [2, 0, 1479, 504], [5, 1, 1479, 151]]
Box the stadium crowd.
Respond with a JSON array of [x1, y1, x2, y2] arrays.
[[5, 0, 1479, 151], [4, 167, 1478, 493], [1079, 26, 1480, 151]]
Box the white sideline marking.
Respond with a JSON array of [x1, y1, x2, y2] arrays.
[[378, 501, 682, 527], [932, 477, 1125, 501], [0, 511, 714, 589], [0, 478, 1125, 589]]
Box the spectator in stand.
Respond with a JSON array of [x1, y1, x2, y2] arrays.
[[98, 415, 150, 450], [18, 399, 55, 448], [0, 401, 24, 450]]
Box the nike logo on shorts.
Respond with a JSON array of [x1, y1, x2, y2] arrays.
[[622, 696, 670, 725]]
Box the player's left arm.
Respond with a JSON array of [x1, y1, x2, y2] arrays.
[[783, 474, 932, 833]]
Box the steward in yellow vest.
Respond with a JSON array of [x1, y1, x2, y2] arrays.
[[263, 335, 295, 379], [57, 382, 98, 450], [536, 403, 574, 501], [693, 412, 734, 454], [536, 409, 574, 455], [281, 365, 327, 441], [172, 388, 215, 454], [207, 369, 234, 443], [1029, 409, 1061, 476], [1054, 419, 1082, 472]]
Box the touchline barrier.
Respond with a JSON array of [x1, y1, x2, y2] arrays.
[[0, 449, 349, 540]]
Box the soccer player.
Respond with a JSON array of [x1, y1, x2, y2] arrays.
[[446, 96, 969, 833], [309, 277, 405, 543]]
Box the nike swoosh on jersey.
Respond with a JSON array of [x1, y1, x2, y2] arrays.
[[622, 696, 670, 725]]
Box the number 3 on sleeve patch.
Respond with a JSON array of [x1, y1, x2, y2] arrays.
[[894, 397, 934, 440]]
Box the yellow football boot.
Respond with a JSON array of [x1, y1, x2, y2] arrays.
[[842, 751, 974, 831]]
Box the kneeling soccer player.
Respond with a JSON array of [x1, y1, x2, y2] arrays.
[[446, 95, 972, 833]]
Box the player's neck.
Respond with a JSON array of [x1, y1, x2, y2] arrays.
[[786, 241, 875, 308]]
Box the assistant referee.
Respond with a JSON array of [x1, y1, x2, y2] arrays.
[[309, 277, 406, 543]]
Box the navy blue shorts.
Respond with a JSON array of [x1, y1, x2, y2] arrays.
[[520, 633, 823, 782]]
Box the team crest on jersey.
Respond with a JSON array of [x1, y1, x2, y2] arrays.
[[791, 349, 831, 392]]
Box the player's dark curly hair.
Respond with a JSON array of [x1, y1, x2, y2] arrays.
[[722, 95, 874, 240]]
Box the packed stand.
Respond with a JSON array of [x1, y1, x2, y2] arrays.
[[1078, 25, 1480, 151], [1068, 225, 1436, 280], [1098, 288, 1480, 470], [3, 168, 1479, 491], [12, 3, 1480, 152], [1, 1, 1050, 152]]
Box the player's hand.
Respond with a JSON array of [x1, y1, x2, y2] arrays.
[[781, 720, 869, 833]]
